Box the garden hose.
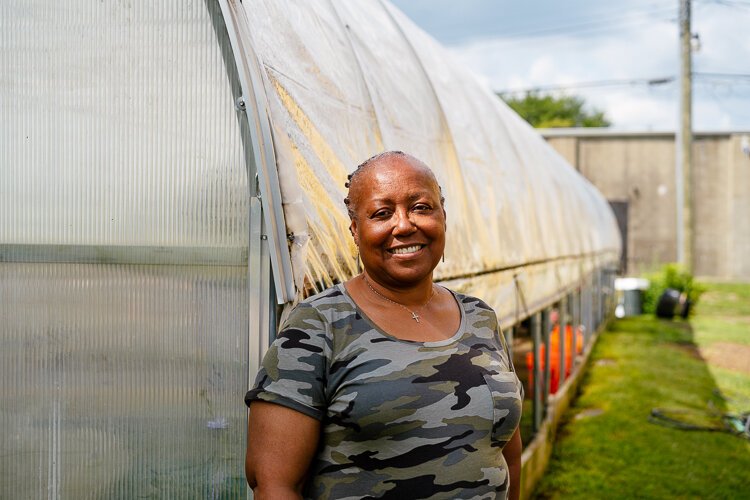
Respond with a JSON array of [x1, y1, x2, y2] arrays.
[[649, 407, 750, 440]]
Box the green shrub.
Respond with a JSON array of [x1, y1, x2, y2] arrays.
[[641, 263, 706, 316]]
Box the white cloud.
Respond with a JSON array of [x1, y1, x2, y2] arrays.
[[601, 91, 676, 130], [440, 3, 750, 131], [694, 3, 750, 69]]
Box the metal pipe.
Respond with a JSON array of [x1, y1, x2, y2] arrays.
[[531, 312, 543, 432], [559, 295, 568, 389], [542, 308, 552, 407]]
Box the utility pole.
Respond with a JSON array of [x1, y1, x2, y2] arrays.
[[676, 0, 693, 272]]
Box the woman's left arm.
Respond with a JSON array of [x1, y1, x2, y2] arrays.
[[502, 426, 522, 500]]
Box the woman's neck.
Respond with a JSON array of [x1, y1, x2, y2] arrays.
[[360, 272, 435, 307]]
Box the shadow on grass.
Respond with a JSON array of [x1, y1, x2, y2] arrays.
[[532, 315, 750, 500]]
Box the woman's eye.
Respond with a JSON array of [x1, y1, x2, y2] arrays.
[[372, 209, 391, 218], [413, 204, 431, 212]]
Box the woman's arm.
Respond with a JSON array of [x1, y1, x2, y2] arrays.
[[246, 401, 321, 499], [502, 426, 523, 500]]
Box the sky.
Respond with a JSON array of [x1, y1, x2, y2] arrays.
[[389, 0, 750, 131]]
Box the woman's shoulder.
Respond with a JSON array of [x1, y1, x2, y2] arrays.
[[282, 283, 355, 327], [298, 283, 349, 307], [445, 288, 497, 315], [442, 289, 499, 337]]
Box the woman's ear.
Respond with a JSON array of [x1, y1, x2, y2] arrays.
[[349, 220, 359, 246]]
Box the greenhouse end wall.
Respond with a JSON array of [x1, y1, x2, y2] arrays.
[[1, 2, 252, 497]]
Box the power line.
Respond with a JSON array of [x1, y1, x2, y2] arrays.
[[502, 0, 675, 33], [694, 72, 750, 80], [498, 0, 676, 33], [496, 77, 675, 96], [496, 5, 677, 40], [698, 0, 750, 7], [442, 2, 678, 52], [485, 15, 677, 50], [495, 73, 750, 96]]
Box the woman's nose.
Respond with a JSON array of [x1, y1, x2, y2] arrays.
[[393, 209, 417, 234]]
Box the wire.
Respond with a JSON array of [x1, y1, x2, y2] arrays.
[[700, 0, 750, 6], [697, 0, 750, 11], [483, 13, 677, 50], [497, 5, 677, 40], [497, 0, 675, 33], [495, 73, 750, 97], [695, 72, 750, 81], [496, 77, 675, 97], [432, 2, 677, 52]]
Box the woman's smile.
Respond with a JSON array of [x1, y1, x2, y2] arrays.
[[388, 244, 425, 255]]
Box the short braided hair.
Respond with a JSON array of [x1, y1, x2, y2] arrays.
[[344, 151, 407, 220], [344, 151, 444, 221]]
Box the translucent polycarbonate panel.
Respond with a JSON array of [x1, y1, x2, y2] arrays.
[[1, 263, 248, 498], [0, 1, 248, 251], [1, 1, 250, 497]]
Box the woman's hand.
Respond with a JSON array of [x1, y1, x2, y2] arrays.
[[502, 426, 523, 500], [246, 401, 321, 499]]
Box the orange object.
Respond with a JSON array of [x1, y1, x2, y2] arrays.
[[526, 325, 585, 395]]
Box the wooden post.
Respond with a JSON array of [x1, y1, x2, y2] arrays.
[[676, 0, 693, 272]]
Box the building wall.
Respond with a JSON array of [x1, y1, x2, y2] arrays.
[[729, 135, 750, 278], [543, 131, 750, 280]]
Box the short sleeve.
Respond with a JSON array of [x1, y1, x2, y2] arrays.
[[495, 323, 525, 401], [495, 324, 515, 370], [244, 302, 330, 420]]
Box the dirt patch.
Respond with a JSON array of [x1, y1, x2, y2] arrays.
[[701, 291, 739, 304], [574, 408, 604, 420], [595, 358, 616, 366], [666, 340, 703, 360], [724, 316, 750, 325], [700, 342, 750, 374]]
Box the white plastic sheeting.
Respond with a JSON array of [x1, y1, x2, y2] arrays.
[[240, 0, 621, 325]]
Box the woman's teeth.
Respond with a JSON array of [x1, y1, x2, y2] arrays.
[[391, 245, 421, 254]]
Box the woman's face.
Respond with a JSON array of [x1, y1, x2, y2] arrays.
[[350, 156, 446, 288]]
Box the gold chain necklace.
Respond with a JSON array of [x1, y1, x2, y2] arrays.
[[362, 275, 437, 323]]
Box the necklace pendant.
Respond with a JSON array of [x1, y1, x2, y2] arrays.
[[411, 311, 420, 322]]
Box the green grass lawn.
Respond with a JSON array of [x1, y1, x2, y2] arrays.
[[532, 282, 750, 499]]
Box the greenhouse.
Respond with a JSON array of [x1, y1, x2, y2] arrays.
[[1, 0, 620, 497]]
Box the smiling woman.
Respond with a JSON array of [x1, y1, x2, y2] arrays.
[[244, 151, 524, 500], [346, 152, 453, 342], [347, 152, 446, 290]]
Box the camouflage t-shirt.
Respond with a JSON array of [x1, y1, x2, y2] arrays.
[[245, 283, 524, 500]]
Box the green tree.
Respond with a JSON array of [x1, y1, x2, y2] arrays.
[[500, 93, 610, 128]]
